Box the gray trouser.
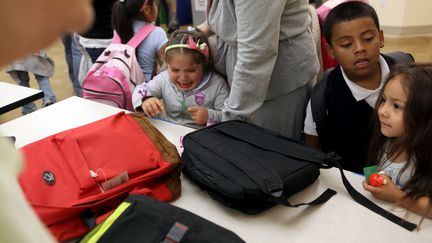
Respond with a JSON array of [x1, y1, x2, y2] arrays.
[[249, 81, 313, 141]]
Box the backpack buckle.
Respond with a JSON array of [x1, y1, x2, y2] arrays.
[[267, 183, 283, 197]]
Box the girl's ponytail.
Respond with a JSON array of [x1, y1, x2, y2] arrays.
[[111, 1, 134, 43]]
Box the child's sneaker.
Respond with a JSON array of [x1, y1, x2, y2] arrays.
[[42, 100, 55, 107], [167, 18, 179, 34]]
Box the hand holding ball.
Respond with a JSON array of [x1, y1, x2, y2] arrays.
[[368, 173, 387, 187]]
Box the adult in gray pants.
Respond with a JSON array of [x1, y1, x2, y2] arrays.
[[197, 0, 319, 140]]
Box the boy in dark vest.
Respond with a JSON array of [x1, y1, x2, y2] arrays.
[[303, 1, 413, 173]]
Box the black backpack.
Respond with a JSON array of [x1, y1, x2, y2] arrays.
[[181, 120, 417, 231], [81, 195, 245, 243]]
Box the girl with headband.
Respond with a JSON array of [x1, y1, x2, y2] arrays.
[[132, 29, 230, 129]]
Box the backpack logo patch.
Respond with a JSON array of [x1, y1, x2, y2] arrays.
[[42, 171, 56, 186]]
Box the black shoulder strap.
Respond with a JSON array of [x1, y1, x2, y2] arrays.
[[193, 121, 337, 207], [217, 121, 339, 207], [326, 154, 417, 231], [214, 121, 331, 167], [214, 121, 417, 231], [310, 68, 333, 137], [383, 51, 415, 64]]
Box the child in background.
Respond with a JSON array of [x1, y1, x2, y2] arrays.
[[132, 29, 229, 129], [364, 63, 432, 223], [5, 51, 57, 114], [76, 0, 116, 85], [303, 1, 413, 173], [112, 0, 168, 81], [159, 0, 179, 33]]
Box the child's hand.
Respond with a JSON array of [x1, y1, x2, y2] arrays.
[[188, 107, 208, 125], [142, 98, 164, 117], [362, 174, 405, 203]]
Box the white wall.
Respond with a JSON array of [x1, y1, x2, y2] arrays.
[[368, 0, 432, 36]]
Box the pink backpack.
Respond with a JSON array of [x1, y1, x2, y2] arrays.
[[82, 25, 156, 111]]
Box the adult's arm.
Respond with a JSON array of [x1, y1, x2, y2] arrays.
[[222, 0, 285, 121], [196, 22, 214, 39], [208, 74, 230, 123]]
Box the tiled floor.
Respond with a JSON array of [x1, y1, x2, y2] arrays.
[[1, 34, 432, 124]]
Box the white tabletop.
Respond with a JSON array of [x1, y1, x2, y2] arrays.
[[0, 81, 44, 115], [0, 96, 431, 243]]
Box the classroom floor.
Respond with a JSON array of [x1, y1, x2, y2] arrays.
[[1, 34, 432, 124]]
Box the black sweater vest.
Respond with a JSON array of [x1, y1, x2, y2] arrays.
[[321, 67, 373, 173]]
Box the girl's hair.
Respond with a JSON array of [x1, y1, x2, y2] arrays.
[[112, 0, 155, 44], [323, 1, 380, 45], [369, 62, 432, 219], [164, 29, 214, 73]]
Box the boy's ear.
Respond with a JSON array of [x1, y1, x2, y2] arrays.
[[325, 43, 336, 59], [379, 30, 385, 48]]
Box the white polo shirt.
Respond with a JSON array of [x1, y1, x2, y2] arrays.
[[304, 55, 390, 136]]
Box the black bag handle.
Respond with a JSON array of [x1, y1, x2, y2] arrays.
[[213, 121, 417, 231], [271, 188, 337, 207], [187, 129, 285, 198], [214, 121, 330, 167]]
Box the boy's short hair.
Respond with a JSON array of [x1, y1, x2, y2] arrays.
[[323, 1, 380, 45]]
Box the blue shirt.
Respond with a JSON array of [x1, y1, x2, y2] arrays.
[[132, 21, 168, 81]]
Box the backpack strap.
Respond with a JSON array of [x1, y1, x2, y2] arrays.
[[310, 67, 333, 138], [383, 51, 415, 64], [327, 155, 418, 231], [212, 121, 336, 207], [215, 121, 417, 231], [214, 121, 330, 166], [111, 24, 157, 48], [112, 31, 121, 44], [128, 24, 157, 48]]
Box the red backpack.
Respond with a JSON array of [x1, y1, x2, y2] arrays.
[[82, 25, 156, 111], [18, 112, 182, 241]]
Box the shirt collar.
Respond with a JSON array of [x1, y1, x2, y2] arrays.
[[340, 55, 389, 103]]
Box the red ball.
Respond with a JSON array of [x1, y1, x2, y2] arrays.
[[368, 173, 386, 187]]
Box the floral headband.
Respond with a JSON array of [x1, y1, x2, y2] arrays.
[[165, 36, 209, 62]]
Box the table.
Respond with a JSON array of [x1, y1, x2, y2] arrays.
[[0, 81, 44, 115], [0, 97, 431, 243]]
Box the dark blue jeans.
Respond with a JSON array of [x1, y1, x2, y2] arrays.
[[61, 35, 83, 96]]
